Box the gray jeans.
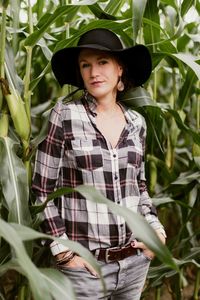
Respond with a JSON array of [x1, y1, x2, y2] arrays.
[[58, 251, 151, 300]]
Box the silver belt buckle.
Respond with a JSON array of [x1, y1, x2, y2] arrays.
[[105, 248, 111, 263]]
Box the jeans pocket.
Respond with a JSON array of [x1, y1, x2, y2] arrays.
[[58, 265, 86, 272], [141, 252, 152, 262]]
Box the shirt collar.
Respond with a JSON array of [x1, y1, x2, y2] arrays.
[[82, 90, 138, 128], [82, 91, 97, 117]]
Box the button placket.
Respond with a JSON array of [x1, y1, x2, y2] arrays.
[[111, 149, 126, 244], [112, 149, 119, 181]]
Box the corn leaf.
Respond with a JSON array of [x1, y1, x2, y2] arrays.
[[0, 219, 51, 300], [181, 0, 195, 16], [104, 0, 126, 15], [171, 171, 200, 185], [143, 0, 160, 47], [166, 109, 200, 145], [5, 44, 24, 95], [171, 53, 200, 80], [0, 260, 76, 300], [132, 0, 147, 42], [53, 19, 132, 52], [24, 2, 98, 47], [88, 3, 117, 19], [0, 137, 31, 225], [46, 185, 179, 271], [119, 86, 156, 107], [10, 223, 102, 277], [39, 268, 76, 300], [76, 185, 178, 271], [0, 221, 107, 299], [177, 68, 197, 110]]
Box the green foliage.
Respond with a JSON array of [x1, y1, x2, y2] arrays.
[[0, 0, 199, 299], [0, 137, 31, 225]]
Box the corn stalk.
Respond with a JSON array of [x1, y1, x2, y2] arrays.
[[193, 268, 200, 300], [23, 0, 33, 123], [0, 0, 9, 137], [0, 0, 32, 180], [192, 81, 200, 167]]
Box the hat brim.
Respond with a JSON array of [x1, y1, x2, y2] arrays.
[[51, 44, 152, 88]]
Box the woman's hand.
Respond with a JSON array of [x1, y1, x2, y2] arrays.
[[131, 240, 155, 260], [56, 253, 99, 277], [66, 255, 99, 277], [131, 229, 166, 261]]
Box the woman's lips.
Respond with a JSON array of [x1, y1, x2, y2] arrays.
[[91, 81, 104, 86]]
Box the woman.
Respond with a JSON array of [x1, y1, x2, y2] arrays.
[[32, 28, 166, 299]]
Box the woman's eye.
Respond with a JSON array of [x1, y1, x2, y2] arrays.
[[81, 63, 90, 68], [99, 60, 108, 65]]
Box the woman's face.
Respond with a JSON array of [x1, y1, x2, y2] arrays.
[[78, 48, 123, 101]]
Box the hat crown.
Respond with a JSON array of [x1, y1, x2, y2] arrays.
[[51, 28, 152, 88], [77, 28, 123, 50]]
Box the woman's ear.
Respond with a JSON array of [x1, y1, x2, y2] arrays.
[[119, 65, 123, 77]]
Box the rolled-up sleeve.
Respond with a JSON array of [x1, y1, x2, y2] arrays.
[[32, 101, 66, 238], [138, 119, 166, 237]]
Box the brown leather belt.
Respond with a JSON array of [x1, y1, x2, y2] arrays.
[[92, 243, 138, 263]]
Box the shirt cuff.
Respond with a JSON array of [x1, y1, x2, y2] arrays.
[[50, 233, 69, 256], [156, 227, 167, 238]]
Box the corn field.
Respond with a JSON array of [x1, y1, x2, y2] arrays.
[[0, 0, 200, 299]]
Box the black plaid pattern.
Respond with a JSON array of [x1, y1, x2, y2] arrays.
[[32, 93, 165, 251]]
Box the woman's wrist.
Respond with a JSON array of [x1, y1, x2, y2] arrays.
[[55, 250, 76, 266]]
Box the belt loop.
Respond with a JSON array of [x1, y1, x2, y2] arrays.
[[94, 249, 100, 259]]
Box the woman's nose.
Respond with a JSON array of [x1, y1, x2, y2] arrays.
[[90, 64, 99, 78]]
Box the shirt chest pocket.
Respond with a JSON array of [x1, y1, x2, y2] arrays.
[[71, 139, 103, 170], [127, 138, 143, 168]]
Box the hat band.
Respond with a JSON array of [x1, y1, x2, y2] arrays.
[[78, 44, 120, 51]]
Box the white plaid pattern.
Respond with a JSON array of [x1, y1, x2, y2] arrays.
[[32, 93, 165, 253]]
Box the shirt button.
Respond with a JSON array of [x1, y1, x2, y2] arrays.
[[114, 175, 118, 180], [120, 224, 123, 227], [117, 201, 120, 204], [113, 154, 116, 158]]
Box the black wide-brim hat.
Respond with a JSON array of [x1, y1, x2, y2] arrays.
[[51, 28, 152, 88]]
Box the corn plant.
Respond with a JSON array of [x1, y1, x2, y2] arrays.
[[0, 0, 200, 299]]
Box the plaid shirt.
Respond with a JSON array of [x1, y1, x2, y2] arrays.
[[32, 93, 165, 254]]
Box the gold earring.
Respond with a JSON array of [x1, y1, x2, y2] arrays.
[[117, 77, 124, 91]]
